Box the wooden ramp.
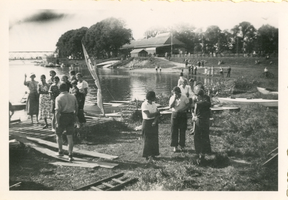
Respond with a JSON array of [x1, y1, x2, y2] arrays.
[[75, 172, 137, 191], [11, 135, 118, 169], [26, 137, 118, 160]]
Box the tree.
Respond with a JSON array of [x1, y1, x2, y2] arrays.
[[256, 24, 278, 55], [56, 27, 88, 59], [82, 17, 132, 58], [231, 22, 257, 54], [204, 25, 221, 55], [172, 23, 196, 54]]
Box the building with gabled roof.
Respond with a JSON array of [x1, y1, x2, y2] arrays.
[[121, 33, 185, 57]]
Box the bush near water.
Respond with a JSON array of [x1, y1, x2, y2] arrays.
[[10, 56, 278, 191]]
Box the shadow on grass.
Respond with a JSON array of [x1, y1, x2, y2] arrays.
[[9, 181, 53, 190], [10, 144, 57, 190]]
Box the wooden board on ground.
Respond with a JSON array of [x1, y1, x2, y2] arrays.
[[49, 161, 99, 168], [26, 136, 118, 160], [74, 172, 138, 191], [14, 135, 117, 168]]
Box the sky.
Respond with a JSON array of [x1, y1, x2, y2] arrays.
[[7, 1, 286, 52]]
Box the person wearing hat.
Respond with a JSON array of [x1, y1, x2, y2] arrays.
[[169, 86, 190, 152], [192, 87, 212, 164], [24, 73, 39, 124]]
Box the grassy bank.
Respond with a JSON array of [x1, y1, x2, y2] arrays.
[[10, 99, 278, 191]]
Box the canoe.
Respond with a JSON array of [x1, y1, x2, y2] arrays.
[[12, 103, 26, 111], [210, 106, 240, 112], [217, 97, 278, 107], [256, 87, 278, 95]]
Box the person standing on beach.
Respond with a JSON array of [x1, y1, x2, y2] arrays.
[[169, 86, 190, 152], [179, 79, 196, 113], [61, 75, 72, 92], [47, 70, 56, 85], [49, 76, 61, 131], [69, 70, 77, 82], [76, 73, 88, 127], [194, 65, 197, 75], [192, 86, 212, 164], [227, 66, 231, 77], [219, 67, 224, 77], [141, 91, 160, 162], [55, 83, 78, 162], [24, 73, 39, 124], [38, 74, 52, 129], [177, 72, 185, 87]]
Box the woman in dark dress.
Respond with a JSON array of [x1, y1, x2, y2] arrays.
[[141, 91, 160, 162], [192, 88, 212, 164]]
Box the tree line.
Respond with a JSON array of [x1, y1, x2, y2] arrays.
[[55, 18, 278, 59]]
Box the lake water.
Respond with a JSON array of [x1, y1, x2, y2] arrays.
[[9, 59, 217, 118]]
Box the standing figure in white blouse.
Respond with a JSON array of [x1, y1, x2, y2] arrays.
[[169, 86, 190, 152], [179, 79, 197, 113], [141, 91, 160, 162]]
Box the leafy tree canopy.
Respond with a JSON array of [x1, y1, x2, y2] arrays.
[[82, 17, 132, 58]]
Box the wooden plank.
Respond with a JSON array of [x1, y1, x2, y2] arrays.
[[49, 161, 99, 168], [262, 153, 278, 166], [268, 147, 278, 156], [106, 178, 138, 191], [102, 182, 115, 188], [96, 161, 119, 168], [26, 136, 118, 160], [9, 182, 21, 188], [74, 172, 124, 191], [90, 186, 102, 191], [112, 178, 124, 184]]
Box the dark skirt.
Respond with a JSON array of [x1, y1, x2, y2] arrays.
[[78, 109, 86, 123], [142, 119, 159, 157], [26, 92, 39, 115], [194, 119, 211, 155]]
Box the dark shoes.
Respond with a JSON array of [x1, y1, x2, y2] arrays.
[[68, 155, 74, 162], [56, 151, 64, 157]]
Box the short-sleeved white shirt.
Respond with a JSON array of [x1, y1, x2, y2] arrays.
[[169, 94, 189, 112], [141, 100, 158, 120], [77, 80, 89, 94]]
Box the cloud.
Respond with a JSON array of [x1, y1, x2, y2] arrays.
[[23, 10, 66, 23]]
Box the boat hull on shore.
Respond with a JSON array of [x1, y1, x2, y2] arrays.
[[256, 87, 278, 95], [217, 97, 278, 107]]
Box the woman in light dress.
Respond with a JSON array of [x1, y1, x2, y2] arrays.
[[38, 74, 51, 129]]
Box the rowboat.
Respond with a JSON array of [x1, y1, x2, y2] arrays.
[[217, 97, 278, 107], [256, 87, 278, 95]]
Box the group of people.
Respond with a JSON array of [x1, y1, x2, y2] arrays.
[[141, 73, 211, 164], [155, 66, 162, 72], [23, 70, 89, 161]]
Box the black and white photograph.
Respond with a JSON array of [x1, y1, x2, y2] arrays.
[[2, 0, 288, 199]]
